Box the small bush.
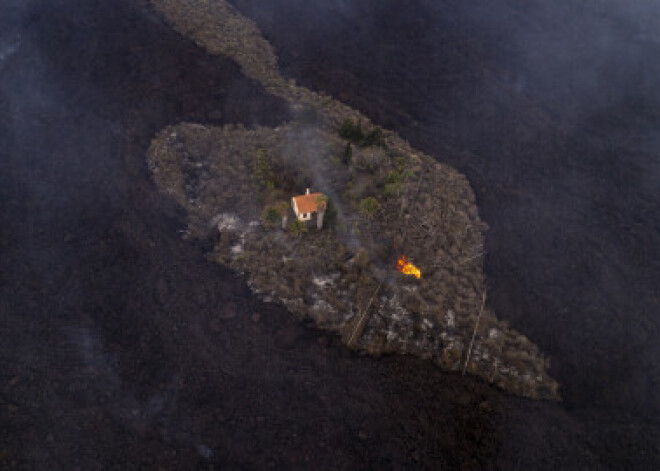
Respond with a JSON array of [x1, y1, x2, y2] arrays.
[[261, 205, 280, 228], [359, 197, 380, 219], [339, 120, 384, 148], [288, 219, 308, 237], [339, 119, 364, 142], [382, 170, 407, 198], [275, 201, 290, 217], [383, 182, 401, 198], [353, 149, 387, 173], [386, 169, 413, 184], [361, 127, 383, 147], [386, 170, 404, 184], [342, 142, 352, 165], [315, 194, 328, 212], [324, 198, 338, 229], [254, 149, 274, 189]]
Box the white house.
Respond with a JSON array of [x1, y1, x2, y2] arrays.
[[291, 188, 326, 221]]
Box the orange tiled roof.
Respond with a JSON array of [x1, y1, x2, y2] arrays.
[[293, 192, 325, 214]]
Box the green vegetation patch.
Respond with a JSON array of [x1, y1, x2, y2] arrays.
[[339, 119, 384, 148]]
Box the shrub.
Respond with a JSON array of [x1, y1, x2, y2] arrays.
[[339, 120, 384, 148], [354, 149, 388, 174], [254, 149, 274, 189], [275, 201, 290, 217], [315, 194, 328, 211], [386, 170, 403, 184], [324, 198, 338, 229], [383, 182, 401, 198], [288, 219, 308, 237], [342, 142, 352, 165], [361, 126, 383, 147], [339, 119, 364, 142], [261, 205, 280, 228], [382, 170, 406, 198], [359, 197, 380, 219]]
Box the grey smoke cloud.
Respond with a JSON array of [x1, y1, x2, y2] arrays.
[[0, 39, 19, 66]]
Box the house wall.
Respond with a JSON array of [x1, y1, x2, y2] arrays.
[[292, 197, 318, 222], [292, 198, 313, 221], [292, 198, 301, 220]]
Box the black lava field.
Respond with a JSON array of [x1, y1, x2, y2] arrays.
[[1, 0, 658, 468]]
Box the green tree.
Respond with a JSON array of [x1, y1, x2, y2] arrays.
[[315, 194, 328, 229], [254, 149, 274, 189], [339, 119, 384, 148], [339, 119, 364, 142], [361, 126, 383, 147], [359, 197, 380, 219], [324, 198, 338, 229], [261, 205, 280, 228], [342, 142, 352, 165], [288, 219, 308, 237], [383, 170, 404, 198], [275, 201, 290, 230]]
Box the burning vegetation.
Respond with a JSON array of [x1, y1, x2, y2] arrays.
[[396, 255, 421, 279]]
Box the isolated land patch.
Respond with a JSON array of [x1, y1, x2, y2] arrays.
[[148, 0, 559, 400]]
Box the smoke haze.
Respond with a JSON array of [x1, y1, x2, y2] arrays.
[[1, 0, 659, 467]]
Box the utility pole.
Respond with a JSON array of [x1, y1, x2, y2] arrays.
[[463, 291, 486, 375]]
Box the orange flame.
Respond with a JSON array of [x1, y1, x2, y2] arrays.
[[396, 255, 421, 279]]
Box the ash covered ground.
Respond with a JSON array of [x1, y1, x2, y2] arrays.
[[0, 0, 659, 469]]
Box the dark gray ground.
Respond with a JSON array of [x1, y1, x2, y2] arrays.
[[0, 0, 658, 468]]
